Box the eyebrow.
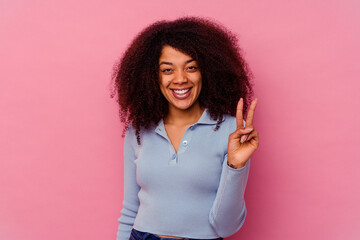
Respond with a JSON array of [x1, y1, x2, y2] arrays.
[[159, 59, 195, 66]]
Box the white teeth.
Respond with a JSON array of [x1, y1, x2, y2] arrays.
[[173, 89, 190, 94]]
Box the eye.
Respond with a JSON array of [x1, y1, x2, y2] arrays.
[[186, 66, 198, 72], [161, 68, 173, 74]]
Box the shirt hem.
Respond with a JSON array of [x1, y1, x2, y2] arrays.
[[133, 224, 220, 239]]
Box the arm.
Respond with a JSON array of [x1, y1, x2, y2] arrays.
[[209, 155, 250, 238], [210, 98, 258, 238], [116, 127, 140, 240]]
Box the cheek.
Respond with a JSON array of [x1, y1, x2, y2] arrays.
[[194, 73, 202, 85], [158, 79, 169, 96], [160, 86, 167, 97], [196, 77, 202, 91], [159, 77, 171, 88]]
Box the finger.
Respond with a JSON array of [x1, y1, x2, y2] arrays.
[[240, 128, 258, 143], [240, 134, 248, 143], [230, 127, 253, 140], [244, 131, 259, 148], [245, 130, 258, 142], [236, 98, 244, 129], [246, 98, 258, 128]]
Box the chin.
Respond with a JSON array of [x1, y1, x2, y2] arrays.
[[171, 101, 198, 111]]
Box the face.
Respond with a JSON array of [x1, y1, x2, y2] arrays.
[[158, 45, 202, 112]]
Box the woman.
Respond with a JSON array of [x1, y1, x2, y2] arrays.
[[112, 17, 259, 240]]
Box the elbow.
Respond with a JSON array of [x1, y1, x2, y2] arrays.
[[209, 205, 247, 238]]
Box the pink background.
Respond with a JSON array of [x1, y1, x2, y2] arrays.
[[1, 0, 359, 239]]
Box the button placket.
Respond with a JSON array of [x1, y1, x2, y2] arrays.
[[157, 121, 196, 165], [177, 126, 193, 155], [168, 143, 177, 165]]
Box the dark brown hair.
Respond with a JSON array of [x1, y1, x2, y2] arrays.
[[111, 17, 254, 144]]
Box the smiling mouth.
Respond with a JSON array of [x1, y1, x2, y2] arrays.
[[173, 88, 190, 94], [171, 88, 192, 99]]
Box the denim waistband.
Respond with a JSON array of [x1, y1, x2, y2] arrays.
[[130, 228, 223, 240]]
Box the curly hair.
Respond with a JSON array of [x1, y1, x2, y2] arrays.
[[111, 16, 254, 144]]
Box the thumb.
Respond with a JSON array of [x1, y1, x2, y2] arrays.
[[230, 127, 254, 140]]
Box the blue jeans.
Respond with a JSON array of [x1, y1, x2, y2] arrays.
[[129, 228, 223, 240]]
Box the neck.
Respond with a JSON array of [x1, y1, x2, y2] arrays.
[[164, 102, 204, 126]]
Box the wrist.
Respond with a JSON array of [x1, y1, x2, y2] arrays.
[[227, 160, 246, 169]]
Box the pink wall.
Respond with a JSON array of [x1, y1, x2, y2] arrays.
[[1, 0, 359, 239]]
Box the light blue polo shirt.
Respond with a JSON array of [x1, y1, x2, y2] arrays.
[[117, 108, 250, 240]]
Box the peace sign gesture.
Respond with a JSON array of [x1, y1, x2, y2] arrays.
[[227, 98, 259, 169]]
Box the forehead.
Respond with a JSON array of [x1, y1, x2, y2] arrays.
[[159, 45, 193, 63]]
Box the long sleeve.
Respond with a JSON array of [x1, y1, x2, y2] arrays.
[[209, 157, 250, 238], [116, 128, 140, 240], [208, 118, 251, 238]]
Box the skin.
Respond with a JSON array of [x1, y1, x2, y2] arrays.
[[158, 45, 203, 118], [156, 46, 259, 238], [158, 45, 204, 153], [227, 97, 259, 168]]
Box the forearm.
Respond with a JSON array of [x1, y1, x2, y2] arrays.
[[209, 158, 250, 238], [117, 200, 139, 240], [117, 126, 140, 240]]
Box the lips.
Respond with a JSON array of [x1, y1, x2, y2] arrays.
[[171, 88, 192, 99], [173, 88, 190, 94]]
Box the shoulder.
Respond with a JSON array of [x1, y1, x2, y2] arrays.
[[124, 124, 138, 150], [124, 123, 157, 147]]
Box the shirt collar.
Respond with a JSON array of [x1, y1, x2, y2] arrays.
[[154, 108, 219, 138], [196, 108, 219, 125]]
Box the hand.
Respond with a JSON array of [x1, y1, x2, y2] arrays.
[[227, 98, 259, 169]]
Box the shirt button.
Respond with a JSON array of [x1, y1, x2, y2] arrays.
[[171, 154, 176, 160], [183, 140, 188, 146], [189, 126, 194, 131]]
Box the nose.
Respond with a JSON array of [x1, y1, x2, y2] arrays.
[[173, 70, 188, 84]]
